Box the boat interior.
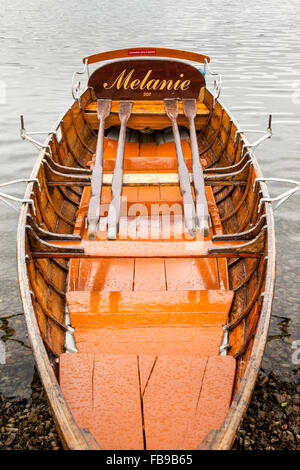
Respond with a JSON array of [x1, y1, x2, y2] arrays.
[[23, 48, 270, 449]]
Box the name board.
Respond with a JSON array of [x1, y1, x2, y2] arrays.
[[88, 59, 205, 100]]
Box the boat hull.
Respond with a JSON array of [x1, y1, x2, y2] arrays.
[[17, 83, 275, 449]]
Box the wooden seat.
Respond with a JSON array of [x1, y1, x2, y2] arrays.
[[84, 100, 210, 131], [73, 325, 225, 356], [68, 256, 225, 292], [66, 289, 233, 356], [80, 215, 211, 241], [59, 353, 235, 450], [54, 238, 245, 257], [67, 289, 233, 321], [77, 186, 197, 221], [103, 156, 195, 172], [101, 135, 195, 172]]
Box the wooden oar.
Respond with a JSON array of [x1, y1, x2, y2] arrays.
[[164, 98, 196, 236], [107, 100, 133, 240], [183, 99, 210, 236], [87, 99, 111, 240]]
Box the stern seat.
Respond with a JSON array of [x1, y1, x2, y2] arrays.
[[60, 352, 235, 450]]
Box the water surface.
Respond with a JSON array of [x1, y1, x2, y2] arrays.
[[0, 0, 299, 398]]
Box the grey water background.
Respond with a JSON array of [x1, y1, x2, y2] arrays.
[[0, 0, 299, 399]]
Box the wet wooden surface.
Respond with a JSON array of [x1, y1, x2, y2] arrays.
[[84, 100, 210, 131], [19, 83, 274, 450], [59, 127, 238, 449], [60, 353, 235, 450]]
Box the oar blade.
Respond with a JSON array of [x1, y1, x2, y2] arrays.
[[97, 98, 112, 120], [87, 99, 112, 240], [107, 101, 133, 240], [87, 221, 98, 240], [182, 98, 197, 120]]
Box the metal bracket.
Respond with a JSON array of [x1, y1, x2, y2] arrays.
[[0, 192, 36, 215], [219, 327, 230, 356], [72, 59, 89, 107], [20, 115, 56, 150], [0, 178, 41, 192], [213, 76, 222, 105], [235, 115, 272, 151], [0, 178, 40, 214], [254, 177, 300, 211], [204, 58, 218, 77], [64, 305, 78, 353], [204, 58, 222, 105]]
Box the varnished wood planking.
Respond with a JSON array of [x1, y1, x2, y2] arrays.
[[59, 353, 94, 430], [83, 47, 210, 65], [134, 258, 166, 291], [143, 356, 208, 450], [164, 258, 220, 290], [17, 70, 274, 451], [73, 326, 225, 357], [91, 354, 144, 450], [66, 290, 234, 316], [60, 353, 235, 450], [74, 258, 135, 291], [85, 100, 209, 116], [84, 100, 210, 131], [183, 356, 236, 449], [60, 353, 144, 450]]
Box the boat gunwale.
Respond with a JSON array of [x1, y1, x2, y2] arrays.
[[82, 46, 211, 65], [16, 107, 99, 450], [16, 87, 276, 451], [202, 96, 276, 450]]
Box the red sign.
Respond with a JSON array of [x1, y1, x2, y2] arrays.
[[128, 49, 157, 56]]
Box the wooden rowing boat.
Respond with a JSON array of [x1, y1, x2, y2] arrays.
[[16, 47, 276, 450]]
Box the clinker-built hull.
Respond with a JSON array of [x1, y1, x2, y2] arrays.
[[17, 48, 275, 450]]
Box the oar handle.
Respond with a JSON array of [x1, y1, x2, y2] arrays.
[[165, 99, 196, 237], [183, 99, 210, 237], [189, 119, 210, 236], [107, 101, 133, 240], [87, 99, 111, 240], [171, 121, 197, 235]]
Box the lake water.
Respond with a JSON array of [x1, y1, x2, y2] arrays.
[[0, 0, 299, 399]]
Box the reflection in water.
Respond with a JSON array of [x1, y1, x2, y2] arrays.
[[267, 315, 291, 342], [0, 0, 300, 398], [0, 314, 34, 399]]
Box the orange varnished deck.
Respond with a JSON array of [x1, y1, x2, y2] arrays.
[[60, 134, 236, 450], [60, 354, 235, 450]]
